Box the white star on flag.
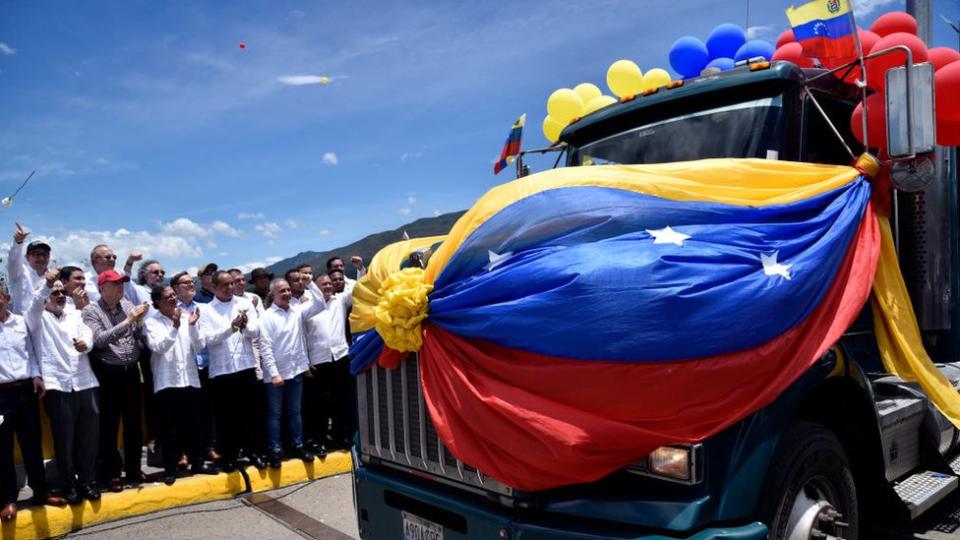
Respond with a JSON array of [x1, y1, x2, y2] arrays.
[[646, 226, 691, 246], [484, 250, 514, 271], [761, 251, 792, 280]]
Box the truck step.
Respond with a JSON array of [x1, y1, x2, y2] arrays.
[[895, 471, 959, 520], [877, 397, 925, 481]]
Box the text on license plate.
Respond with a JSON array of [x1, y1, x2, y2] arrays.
[[402, 511, 444, 540]]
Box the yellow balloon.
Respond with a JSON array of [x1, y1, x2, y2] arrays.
[[573, 83, 602, 105], [542, 115, 564, 143], [641, 68, 671, 91], [584, 95, 617, 115], [546, 88, 584, 124], [606, 59, 644, 98]]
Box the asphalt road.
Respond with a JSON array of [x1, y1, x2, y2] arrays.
[[61, 473, 360, 540]]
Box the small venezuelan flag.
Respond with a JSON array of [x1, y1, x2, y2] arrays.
[[786, 0, 858, 59], [493, 114, 525, 175]]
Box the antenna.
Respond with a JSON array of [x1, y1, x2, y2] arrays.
[[941, 14, 960, 49]]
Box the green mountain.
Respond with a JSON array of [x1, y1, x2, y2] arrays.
[[265, 210, 466, 276]]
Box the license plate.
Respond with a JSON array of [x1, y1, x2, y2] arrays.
[[402, 511, 444, 540]]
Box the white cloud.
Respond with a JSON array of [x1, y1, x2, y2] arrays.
[[277, 74, 329, 86], [318, 229, 331, 236], [322, 152, 338, 165], [0, 43, 15, 56], [211, 220, 241, 237], [400, 152, 423, 161], [853, 0, 898, 17], [162, 217, 211, 238], [746, 25, 776, 40], [37, 228, 203, 269], [235, 255, 283, 274], [255, 222, 282, 239], [399, 207, 412, 216], [433, 209, 441, 217], [407, 196, 417, 205], [238, 212, 265, 220], [285, 219, 300, 229]]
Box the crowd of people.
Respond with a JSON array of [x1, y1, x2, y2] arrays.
[[0, 223, 364, 521]]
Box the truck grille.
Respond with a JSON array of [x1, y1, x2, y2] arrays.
[[357, 354, 514, 497]]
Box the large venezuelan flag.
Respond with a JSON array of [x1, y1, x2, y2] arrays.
[[349, 158, 959, 491], [787, 0, 858, 60]]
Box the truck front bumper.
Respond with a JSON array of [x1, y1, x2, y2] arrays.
[[353, 463, 767, 540]]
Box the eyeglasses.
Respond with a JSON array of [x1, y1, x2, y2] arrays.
[[149, 269, 166, 276], [50, 290, 67, 297], [175, 280, 195, 287], [97, 254, 118, 260]]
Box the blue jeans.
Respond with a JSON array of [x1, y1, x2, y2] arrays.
[[265, 373, 304, 454]]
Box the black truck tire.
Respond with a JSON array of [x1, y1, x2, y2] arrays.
[[757, 420, 859, 540]]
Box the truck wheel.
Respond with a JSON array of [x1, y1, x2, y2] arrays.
[[757, 421, 859, 540]]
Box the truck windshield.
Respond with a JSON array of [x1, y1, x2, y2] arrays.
[[570, 95, 785, 166]]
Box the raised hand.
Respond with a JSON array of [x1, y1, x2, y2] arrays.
[[45, 268, 60, 288], [71, 287, 90, 310], [13, 222, 29, 244], [188, 308, 200, 326], [351, 255, 364, 269]]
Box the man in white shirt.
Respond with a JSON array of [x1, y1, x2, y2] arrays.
[[258, 278, 327, 467], [83, 244, 117, 303], [58, 266, 91, 313], [317, 269, 357, 450], [325, 255, 366, 285], [198, 271, 265, 471], [0, 281, 66, 521], [6, 223, 49, 314], [144, 285, 219, 485], [26, 271, 100, 505], [229, 268, 263, 314], [121, 251, 165, 306]]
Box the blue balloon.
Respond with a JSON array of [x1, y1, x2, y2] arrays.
[[734, 39, 776, 62], [706, 23, 746, 60], [704, 57, 736, 72], [669, 36, 710, 79]]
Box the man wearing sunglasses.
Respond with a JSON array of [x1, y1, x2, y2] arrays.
[[84, 245, 117, 303]]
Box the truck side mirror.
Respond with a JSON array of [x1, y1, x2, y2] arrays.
[[885, 62, 936, 159]]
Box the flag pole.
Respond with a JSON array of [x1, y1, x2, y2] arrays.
[[849, 6, 870, 151]]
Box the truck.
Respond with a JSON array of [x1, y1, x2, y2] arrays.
[[349, 34, 959, 540]]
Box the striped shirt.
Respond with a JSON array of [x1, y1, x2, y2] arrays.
[[81, 298, 141, 367]]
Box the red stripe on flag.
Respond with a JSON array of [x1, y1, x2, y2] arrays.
[[419, 202, 880, 490], [799, 34, 858, 59]]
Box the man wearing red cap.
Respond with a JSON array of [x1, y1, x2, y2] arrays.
[[82, 270, 149, 492]]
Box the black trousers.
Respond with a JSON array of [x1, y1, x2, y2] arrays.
[[92, 362, 143, 480], [138, 347, 158, 442], [210, 368, 260, 464], [44, 388, 99, 491], [197, 367, 216, 453], [330, 356, 357, 442], [302, 362, 336, 444], [155, 387, 203, 473], [0, 382, 47, 504]]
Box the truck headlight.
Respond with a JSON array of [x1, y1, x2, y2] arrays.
[[625, 444, 703, 484]]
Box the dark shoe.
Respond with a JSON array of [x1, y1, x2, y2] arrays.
[[33, 493, 68, 507], [293, 446, 315, 462], [315, 444, 328, 459], [1, 502, 16, 522], [250, 454, 267, 470], [79, 484, 101, 502], [220, 460, 237, 473], [107, 477, 124, 493], [191, 463, 220, 475], [63, 488, 82, 505], [163, 472, 177, 486], [126, 470, 148, 485], [269, 452, 282, 469]]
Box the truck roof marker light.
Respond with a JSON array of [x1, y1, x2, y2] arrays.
[[666, 80, 684, 89], [749, 60, 771, 72], [568, 116, 582, 125], [641, 87, 660, 96], [620, 94, 637, 103]]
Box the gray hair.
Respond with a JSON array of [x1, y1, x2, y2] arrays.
[[137, 260, 161, 285]]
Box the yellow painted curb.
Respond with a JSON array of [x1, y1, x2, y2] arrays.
[[1, 451, 353, 540], [246, 451, 352, 493]]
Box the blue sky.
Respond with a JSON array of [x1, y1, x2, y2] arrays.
[[1, 0, 958, 275]]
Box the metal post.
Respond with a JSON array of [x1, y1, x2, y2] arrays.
[[907, 0, 933, 45]]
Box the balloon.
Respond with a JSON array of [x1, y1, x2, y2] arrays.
[[704, 57, 736, 72], [320, 76, 330, 84], [935, 60, 960, 121], [775, 29, 796, 49], [542, 115, 564, 143], [870, 11, 917, 37], [546, 88, 584, 124], [706, 23, 746, 61], [573, 83, 602, 105], [669, 36, 710, 79], [850, 92, 888, 148], [822, 30, 880, 84], [1, 197, 10, 207], [772, 42, 814, 68], [866, 32, 928, 91], [606, 59, 644, 98], [858, 29, 881, 57], [239, 42, 246, 49], [584, 95, 617, 115], [929, 48, 960, 71], [641, 68, 671, 91], [937, 117, 960, 146], [734, 39, 775, 62]]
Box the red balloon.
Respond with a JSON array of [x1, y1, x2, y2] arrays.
[[929, 47, 960, 71], [850, 92, 888, 148], [772, 42, 814, 68], [239, 42, 247, 49], [866, 32, 928, 90], [870, 11, 918, 37], [775, 29, 796, 49], [937, 117, 960, 146], [935, 60, 960, 121], [858, 29, 881, 56]]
